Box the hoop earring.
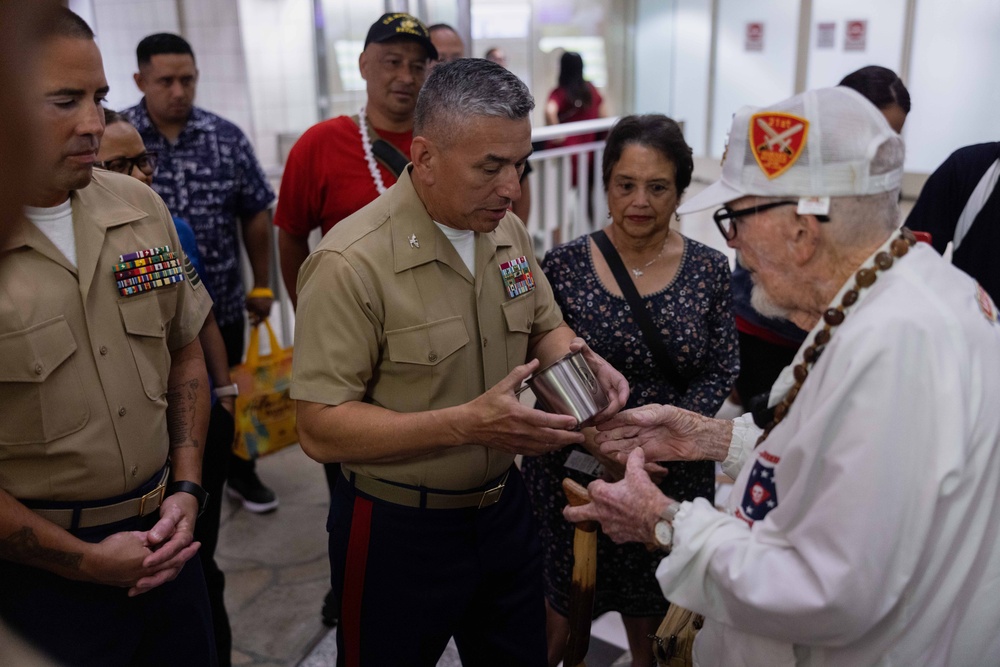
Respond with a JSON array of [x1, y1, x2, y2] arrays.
[[606, 211, 612, 219]]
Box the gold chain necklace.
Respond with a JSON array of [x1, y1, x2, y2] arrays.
[[756, 227, 917, 447]]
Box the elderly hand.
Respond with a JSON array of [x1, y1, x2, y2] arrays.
[[594, 403, 730, 467], [462, 359, 586, 456], [563, 448, 672, 545], [568, 337, 629, 425]]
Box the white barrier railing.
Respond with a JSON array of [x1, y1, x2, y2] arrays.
[[525, 117, 619, 257]]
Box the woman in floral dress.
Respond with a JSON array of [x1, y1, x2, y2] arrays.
[[522, 114, 739, 667]]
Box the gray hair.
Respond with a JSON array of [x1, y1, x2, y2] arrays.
[[414, 58, 534, 140], [826, 191, 901, 247]]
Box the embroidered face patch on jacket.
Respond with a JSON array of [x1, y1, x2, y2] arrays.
[[736, 451, 780, 526]]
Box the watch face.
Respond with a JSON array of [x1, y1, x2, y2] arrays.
[[654, 520, 674, 550]]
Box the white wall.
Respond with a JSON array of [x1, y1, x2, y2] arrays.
[[906, 1, 1000, 172], [632, 0, 714, 155], [634, 0, 675, 116], [671, 0, 713, 157], [74, 0, 260, 162], [238, 0, 319, 168], [805, 0, 906, 90], [710, 0, 799, 157], [73, 0, 181, 111]]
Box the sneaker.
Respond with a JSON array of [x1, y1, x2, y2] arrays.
[[226, 471, 279, 513], [321, 588, 339, 627]]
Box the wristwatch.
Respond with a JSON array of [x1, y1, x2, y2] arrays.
[[213, 383, 239, 398], [167, 480, 209, 517], [653, 501, 682, 551]]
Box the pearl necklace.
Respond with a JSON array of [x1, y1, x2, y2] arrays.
[[756, 227, 917, 447], [358, 107, 387, 195]]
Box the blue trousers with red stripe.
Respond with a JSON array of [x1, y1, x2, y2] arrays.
[[328, 466, 547, 667]]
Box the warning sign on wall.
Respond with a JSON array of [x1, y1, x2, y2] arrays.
[[816, 22, 835, 49], [844, 20, 867, 51], [746, 22, 764, 52]]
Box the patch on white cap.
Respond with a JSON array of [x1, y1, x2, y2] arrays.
[[749, 112, 809, 180]]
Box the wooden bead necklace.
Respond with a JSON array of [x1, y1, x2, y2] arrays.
[[756, 227, 917, 447]]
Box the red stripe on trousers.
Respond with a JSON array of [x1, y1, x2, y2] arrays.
[[342, 495, 373, 667]]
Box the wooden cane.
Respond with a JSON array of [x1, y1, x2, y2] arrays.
[[563, 478, 598, 667]]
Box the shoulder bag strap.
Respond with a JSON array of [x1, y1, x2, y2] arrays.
[[590, 230, 690, 394], [352, 115, 410, 178], [953, 157, 1000, 252]]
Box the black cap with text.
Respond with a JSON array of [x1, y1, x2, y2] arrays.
[[364, 13, 438, 61]]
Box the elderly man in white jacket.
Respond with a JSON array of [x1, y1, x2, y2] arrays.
[[565, 86, 1000, 667]]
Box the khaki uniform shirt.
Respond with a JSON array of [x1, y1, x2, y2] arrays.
[[292, 168, 563, 490], [0, 171, 212, 501]]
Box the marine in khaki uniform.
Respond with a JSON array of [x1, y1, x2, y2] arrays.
[[0, 10, 217, 665], [292, 58, 629, 667]]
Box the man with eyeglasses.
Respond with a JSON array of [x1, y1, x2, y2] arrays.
[[564, 86, 1000, 665], [96, 106, 239, 667]]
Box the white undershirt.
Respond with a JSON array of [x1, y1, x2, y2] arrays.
[[25, 199, 76, 267], [434, 221, 476, 276]]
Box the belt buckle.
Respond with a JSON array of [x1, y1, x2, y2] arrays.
[[477, 473, 508, 509], [139, 484, 166, 517]]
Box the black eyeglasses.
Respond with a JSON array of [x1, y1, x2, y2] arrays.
[[712, 200, 821, 241], [96, 152, 158, 177]]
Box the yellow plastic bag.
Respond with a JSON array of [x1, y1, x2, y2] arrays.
[[231, 319, 297, 460]]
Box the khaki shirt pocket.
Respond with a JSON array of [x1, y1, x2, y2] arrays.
[[501, 292, 534, 370], [119, 292, 173, 400], [386, 316, 470, 366], [0, 317, 89, 446]]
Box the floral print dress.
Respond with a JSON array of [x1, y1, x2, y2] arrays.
[[521, 233, 739, 617]]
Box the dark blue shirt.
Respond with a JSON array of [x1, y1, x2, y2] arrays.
[[122, 100, 275, 327], [731, 264, 807, 344]]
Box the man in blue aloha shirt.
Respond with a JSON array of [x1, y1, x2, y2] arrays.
[[122, 33, 279, 515]]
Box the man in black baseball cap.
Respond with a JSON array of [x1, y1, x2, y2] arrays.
[[364, 12, 438, 60]]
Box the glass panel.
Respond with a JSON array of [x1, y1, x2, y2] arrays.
[[467, 0, 631, 128], [906, 1, 1000, 172], [320, 0, 393, 119]]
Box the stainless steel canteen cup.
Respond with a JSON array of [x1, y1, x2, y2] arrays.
[[522, 350, 610, 425]]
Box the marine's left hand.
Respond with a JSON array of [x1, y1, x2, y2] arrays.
[[563, 448, 671, 545], [569, 337, 629, 425], [129, 492, 200, 596]]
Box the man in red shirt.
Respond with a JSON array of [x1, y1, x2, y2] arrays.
[[275, 13, 436, 307]]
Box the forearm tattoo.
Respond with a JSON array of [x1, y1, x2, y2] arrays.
[[166, 378, 201, 449], [0, 527, 83, 569]]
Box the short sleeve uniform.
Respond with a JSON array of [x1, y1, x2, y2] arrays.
[[0, 170, 212, 501], [292, 168, 562, 490]]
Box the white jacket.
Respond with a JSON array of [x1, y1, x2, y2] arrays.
[[658, 240, 1000, 666]]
